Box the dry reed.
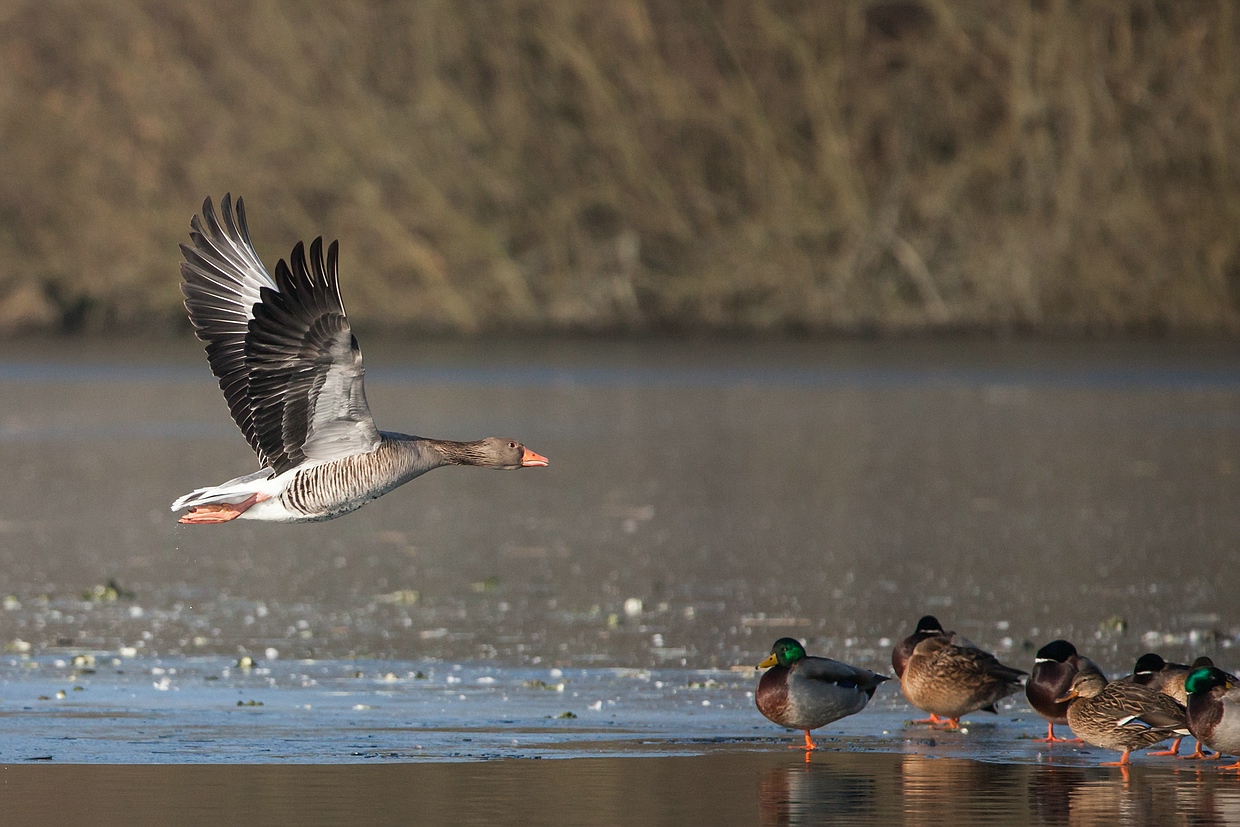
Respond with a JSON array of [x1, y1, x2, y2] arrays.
[[0, 0, 1237, 335]]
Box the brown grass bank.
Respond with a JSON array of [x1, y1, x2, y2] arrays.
[[1, 1, 1238, 335]]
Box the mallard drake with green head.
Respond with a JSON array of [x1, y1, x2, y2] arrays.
[[1185, 665, 1240, 772], [756, 638, 890, 751], [1057, 662, 1189, 766], [1026, 639, 1094, 743], [898, 622, 1026, 730]]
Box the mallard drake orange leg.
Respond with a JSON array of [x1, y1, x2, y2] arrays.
[[1178, 741, 1214, 759], [911, 713, 947, 726], [930, 717, 961, 731], [1219, 760, 1240, 773], [1033, 723, 1080, 743], [179, 493, 268, 524], [789, 731, 817, 751], [1148, 736, 1182, 757]]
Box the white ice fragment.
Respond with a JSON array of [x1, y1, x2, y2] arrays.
[[588, 700, 602, 711], [264, 647, 280, 660], [549, 668, 563, 678], [624, 598, 643, 617], [128, 606, 145, 619], [477, 676, 496, 685]]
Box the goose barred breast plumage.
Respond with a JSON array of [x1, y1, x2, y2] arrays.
[[172, 195, 547, 524]]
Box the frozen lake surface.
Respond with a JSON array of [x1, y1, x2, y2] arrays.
[[0, 336, 1236, 823]]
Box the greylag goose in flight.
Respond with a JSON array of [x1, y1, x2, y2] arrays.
[[172, 194, 547, 524]]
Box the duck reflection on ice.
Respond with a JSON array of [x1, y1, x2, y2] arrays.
[[756, 752, 1240, 826], [757, 757, 875, 827]]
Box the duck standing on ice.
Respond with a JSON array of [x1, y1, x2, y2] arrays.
[[172, 195, 547, 524]]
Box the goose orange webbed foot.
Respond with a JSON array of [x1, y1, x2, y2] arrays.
[[178, 493, 266, 524]]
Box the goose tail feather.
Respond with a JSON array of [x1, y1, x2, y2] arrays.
[[171, 469, 273, 512]]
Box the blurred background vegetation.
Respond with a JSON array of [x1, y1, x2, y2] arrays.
[[1, 0, 1238, 336]]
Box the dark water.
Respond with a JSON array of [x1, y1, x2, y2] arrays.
[[2, 752, 1239, 826], [0, 336, 1237, 823]]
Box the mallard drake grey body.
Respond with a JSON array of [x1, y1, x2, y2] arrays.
[[756, 638, 889, 750], [172, 195, 547, 524], [1026, 639, 1095, 743], [896, 617, 1026, 730], [1185, 665, 1240, 771], [1058, 662, 1189, 766]]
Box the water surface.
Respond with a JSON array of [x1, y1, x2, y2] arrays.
[[0, 336, 1236, 823]]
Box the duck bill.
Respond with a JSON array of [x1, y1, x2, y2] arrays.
[[1054, 689, 1079, 704], [757, 654, 779, 669], [521, 448, 549, 467]]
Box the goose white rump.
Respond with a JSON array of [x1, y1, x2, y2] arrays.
[[172, 195, 547, 524]]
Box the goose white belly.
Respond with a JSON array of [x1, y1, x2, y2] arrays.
[[174, 440, 437, 524]]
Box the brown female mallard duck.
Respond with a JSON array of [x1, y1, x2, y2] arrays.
[[892, 615, 946, 678], [1026, 639, 1095, 743], [891, 615, 952, 726], [896, 618, 1026, 730], [1057, 661, 1189, 766], [1185, 664, 1240, 772], [756, 638, 890, 750]]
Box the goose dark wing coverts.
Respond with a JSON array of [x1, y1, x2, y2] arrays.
[[179, 195, 381, 475]]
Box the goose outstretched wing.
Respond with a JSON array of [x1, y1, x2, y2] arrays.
[[180, 195, 381, 474]]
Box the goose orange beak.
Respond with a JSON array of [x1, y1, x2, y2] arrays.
[[521, 448, 549, 467], [757, 653, 779, 669]]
